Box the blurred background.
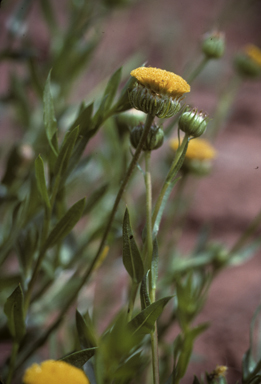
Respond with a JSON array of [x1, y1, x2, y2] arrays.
[[0, 0, 261, 382]]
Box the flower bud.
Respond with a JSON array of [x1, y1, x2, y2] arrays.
[[178, 107, 208, 138], [130, 123, 164, 151], [202, 31, 225, 59], [234, 45, 261, 79]]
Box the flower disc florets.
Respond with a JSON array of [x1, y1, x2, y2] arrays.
[[130, 122, 164, 151], [178, 107, 208, 138], [129, 67, 190, 118], [23, 360, 90, 384]]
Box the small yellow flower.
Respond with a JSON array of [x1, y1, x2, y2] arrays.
[[214, 365, 228, 377], [130, 67, 190, 98], [23, 360, 90, 384], [170, 138, 216, 161], [245, 44, 261, 67], [128, 67, 190, 118]]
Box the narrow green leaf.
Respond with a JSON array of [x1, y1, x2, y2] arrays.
[[193, 376, 202, 384], [93, 67, 122, 127], [151, 238, 159, 290], [4, 284, 26, 342], [35, 155, 51, 209], [103, 67, 122, 112], [175, 323, 209, 381], [55, 126, 79, 177], [140, 272, 151, 310], [152, 178, 180, 237], [69, 102, 93, 136], [44, 198, 86, 249], [122, 208, 144, 283], [129, 296, 173, 335], [83, 183, 109, 215], [43, 70, 58, 156], [60, 347, 97, 368], [76, 310, 97, 349]]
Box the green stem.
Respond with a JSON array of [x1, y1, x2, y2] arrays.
[[6, 342, 19, 384], [152, 133, 190, 235], [16, 113, 155, 366], [230, 209, 261, 254], [151, 327, 160, 384], [208, 75, 241, 140], [186, 57, 209, 84], [144, 151, 160, 384], [145, 151, 153, 270]]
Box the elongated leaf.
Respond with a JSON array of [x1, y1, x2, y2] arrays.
[[103, 67, 122, 112], [4, 284, 25, 342], [174, 323, 209, 381], [76, 310, 97, 349], [93, 67, 122, 127], [44, 198, 85, 249], [152, 178, 180, 237], [122, 208, 144, 283], [83, 183, 109, 216], [55, 126, 79, 177], [140, 272, 151, 310], [43, 70, 58, 156], [35, 155, 51, 209], [61, 347, 97, 368], [69, 102, 93, 135], [129, 296, 173, 335], [151, 239, 158, 290]]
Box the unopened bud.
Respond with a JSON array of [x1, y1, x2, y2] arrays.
[[178, 107, 208, 138], [202, 31, 225, 59], [130, 123, 164, 151]]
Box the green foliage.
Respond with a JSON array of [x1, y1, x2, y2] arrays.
[[122, 207, 144, 283], [4, 285, 26, 343], [0, 1, 260, 384]]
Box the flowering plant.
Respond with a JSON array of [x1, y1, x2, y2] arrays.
[[0, 2, 261, 384]]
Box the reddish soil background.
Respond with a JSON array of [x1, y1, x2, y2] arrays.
[[1, 0, 261, 383]]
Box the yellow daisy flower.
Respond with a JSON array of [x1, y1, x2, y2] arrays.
[[170, 138, 216, 161], [23, 360, 90, 384], [128, 67, 190, 118], [130, 67, 190, 98], [245, 44, 261, 67]]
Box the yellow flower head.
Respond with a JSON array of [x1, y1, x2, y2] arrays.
[[23, 360, 90, 384], [245, 44, 261, 67], [130, 67, 190, 98], [170, 138, 216, 161], [214, 365, 228, 378]]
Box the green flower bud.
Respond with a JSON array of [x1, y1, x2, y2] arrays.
[[234, 52, 261, 79], [178, 107, 208, 138], [130, 123, 164, 151], [202, 31, 225, 59]]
